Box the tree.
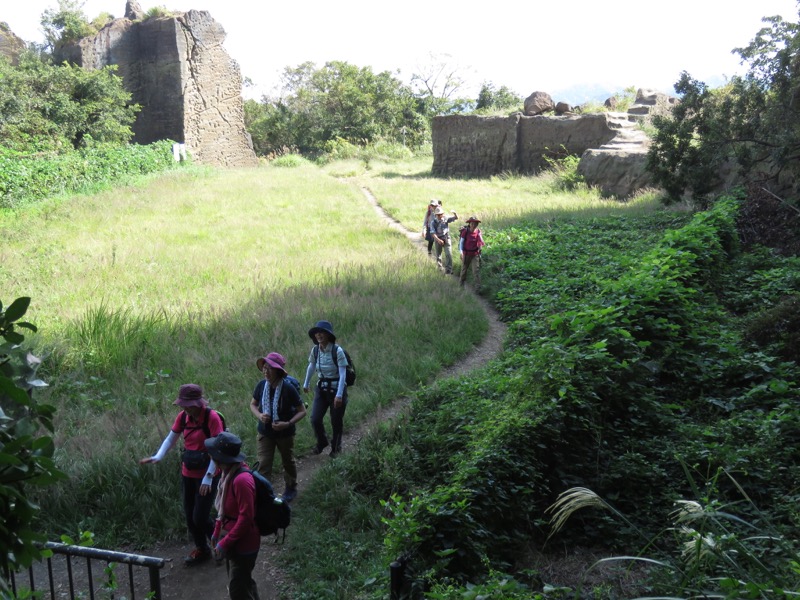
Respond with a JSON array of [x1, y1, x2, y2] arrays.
[[0, 53, 139, 151], [40, 0, 94, 53], [246, 61, 428, 156], [0, 297, 65, 595], [410, 53, 475, 116], [475, 82, 522, 113], [647, 10, 800, 202]]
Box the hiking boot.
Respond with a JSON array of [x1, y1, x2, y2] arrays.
[[282, 486, 298, 502], [329, 447, 342, 458], [312, 441, 329, 455], [184, 547, 211, 566]]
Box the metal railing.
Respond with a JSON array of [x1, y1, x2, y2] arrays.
[[9, 542, 167, 600]]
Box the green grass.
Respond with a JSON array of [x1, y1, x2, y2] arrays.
[[0, 160, 487, 546]]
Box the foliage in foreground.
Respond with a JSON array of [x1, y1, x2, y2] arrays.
[[0, 298, 65, 596]]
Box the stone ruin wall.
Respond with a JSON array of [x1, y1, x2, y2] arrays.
[[59, 8, 257, 167], [432, 113, 620, 177]]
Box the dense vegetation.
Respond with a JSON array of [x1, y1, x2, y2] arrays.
[[647, 11, 800, 202]]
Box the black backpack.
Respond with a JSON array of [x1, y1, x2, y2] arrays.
[[314, 343, 357, 386], [179, 407, 227, 437], [233, 468, 291, 542]]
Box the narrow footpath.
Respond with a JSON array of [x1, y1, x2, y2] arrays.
[[75, 187, 507, 599]]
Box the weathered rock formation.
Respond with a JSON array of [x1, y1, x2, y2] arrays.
[[432, 88, 677, 198], [56, 5, 257, 167], [0, 22, 26, 66]]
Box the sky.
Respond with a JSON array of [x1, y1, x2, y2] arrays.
[[3, 0, 800, 104]]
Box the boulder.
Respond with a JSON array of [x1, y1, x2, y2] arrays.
[[554, 101, 572, 115], [627, 88, 678, 123], [524, 91, 555, 116], [125, 0, 146, 20]]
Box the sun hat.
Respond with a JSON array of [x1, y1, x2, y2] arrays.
[[434, 206, 444, 215], [256, 352, 287, 375], [429, 198, 438, 206], [174, 383, 208, 409], [308, 320, 336, 342], [204, 432, 246, 464], [466, 216, 482, 224]]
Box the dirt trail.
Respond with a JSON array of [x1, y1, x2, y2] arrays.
[[29, 187, 506, 600]]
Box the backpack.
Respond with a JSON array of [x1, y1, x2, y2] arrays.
[[284, 374, 302, 396], [180, 407, 226, 438], [314, 343, 356, 386], [233, 467, 291, 542]]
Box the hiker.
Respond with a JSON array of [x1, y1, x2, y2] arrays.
[[249, 352, 306, 502], [459, 215, 486, 289], [431, 205, 459, 274], [303, 319, 350, 457], [139, 383, 223, 566], [207, 432, 261, 600], [422, 198, 439, 256]]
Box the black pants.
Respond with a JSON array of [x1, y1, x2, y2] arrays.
[[227, 551, 259, 600], [310, 385, 348, 451], [182, 474, 217, 551]]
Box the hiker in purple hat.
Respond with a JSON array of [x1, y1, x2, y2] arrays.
[[249, 352, 306, 502], [140, 383, 224, 566]]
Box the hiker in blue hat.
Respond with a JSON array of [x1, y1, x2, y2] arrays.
[[303, 320, 350, 457]]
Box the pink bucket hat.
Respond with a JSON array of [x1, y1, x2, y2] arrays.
[[174, 383, 208, 409], [256, 352, 288, 376]]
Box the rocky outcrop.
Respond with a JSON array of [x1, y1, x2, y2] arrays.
[[0, 22, 26, 66], [577, 113, 654, 198], [57, 7, 257, 167], [432, 88, 675, 198]]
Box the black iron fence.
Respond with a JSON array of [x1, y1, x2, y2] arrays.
[[8, 542, 167, 600]]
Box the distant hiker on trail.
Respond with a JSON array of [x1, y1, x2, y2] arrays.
[[139, 383, 223, 567], [249, 352, 306, 502], [459, 215, 486, 290], [422, 198, 440, 256], [206, 433, 260, 600], [431, 205, 459, 274], [303, 320, 349, 457]]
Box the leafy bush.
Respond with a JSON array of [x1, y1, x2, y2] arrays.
[[0, 140, 182, 208], [0, 298, 66, 594]]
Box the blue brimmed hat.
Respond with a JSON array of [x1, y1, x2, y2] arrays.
[[308, 320, 336, 342]]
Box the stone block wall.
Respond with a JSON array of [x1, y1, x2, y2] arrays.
[[432, 115, 521, 177], [59, 10, 257, 167]]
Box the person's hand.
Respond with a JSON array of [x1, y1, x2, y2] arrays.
[[199, 483, 211, 496], [334, 396, 343, 408], [214, 544, 225, 562], [303, 386, 309, 393], [139, 457, 157, 464]]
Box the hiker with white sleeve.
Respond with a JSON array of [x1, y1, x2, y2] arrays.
[[303, 320, 349, 457]]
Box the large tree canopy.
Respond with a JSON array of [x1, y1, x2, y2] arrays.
[[246, 61, 428, 156]]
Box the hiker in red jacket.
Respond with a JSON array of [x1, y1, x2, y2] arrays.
[[207, 432, 260, 600], [459, 216, 486, 290]]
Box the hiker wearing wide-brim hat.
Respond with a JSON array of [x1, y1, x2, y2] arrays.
[[139, 383, 224, 567], [459, 215, 486, 290], [431, 205, 459, 275], [303, 319, 350, 457], [205, 433, 261, 600], [422, 199, 440, 256], [249, 352, 306, 502]]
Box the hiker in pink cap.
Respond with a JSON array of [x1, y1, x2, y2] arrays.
[[249, 352, 306, 502], [140, 383, 224, 566]]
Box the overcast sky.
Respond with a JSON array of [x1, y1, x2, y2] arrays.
[[4, 0, 799, 103]]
